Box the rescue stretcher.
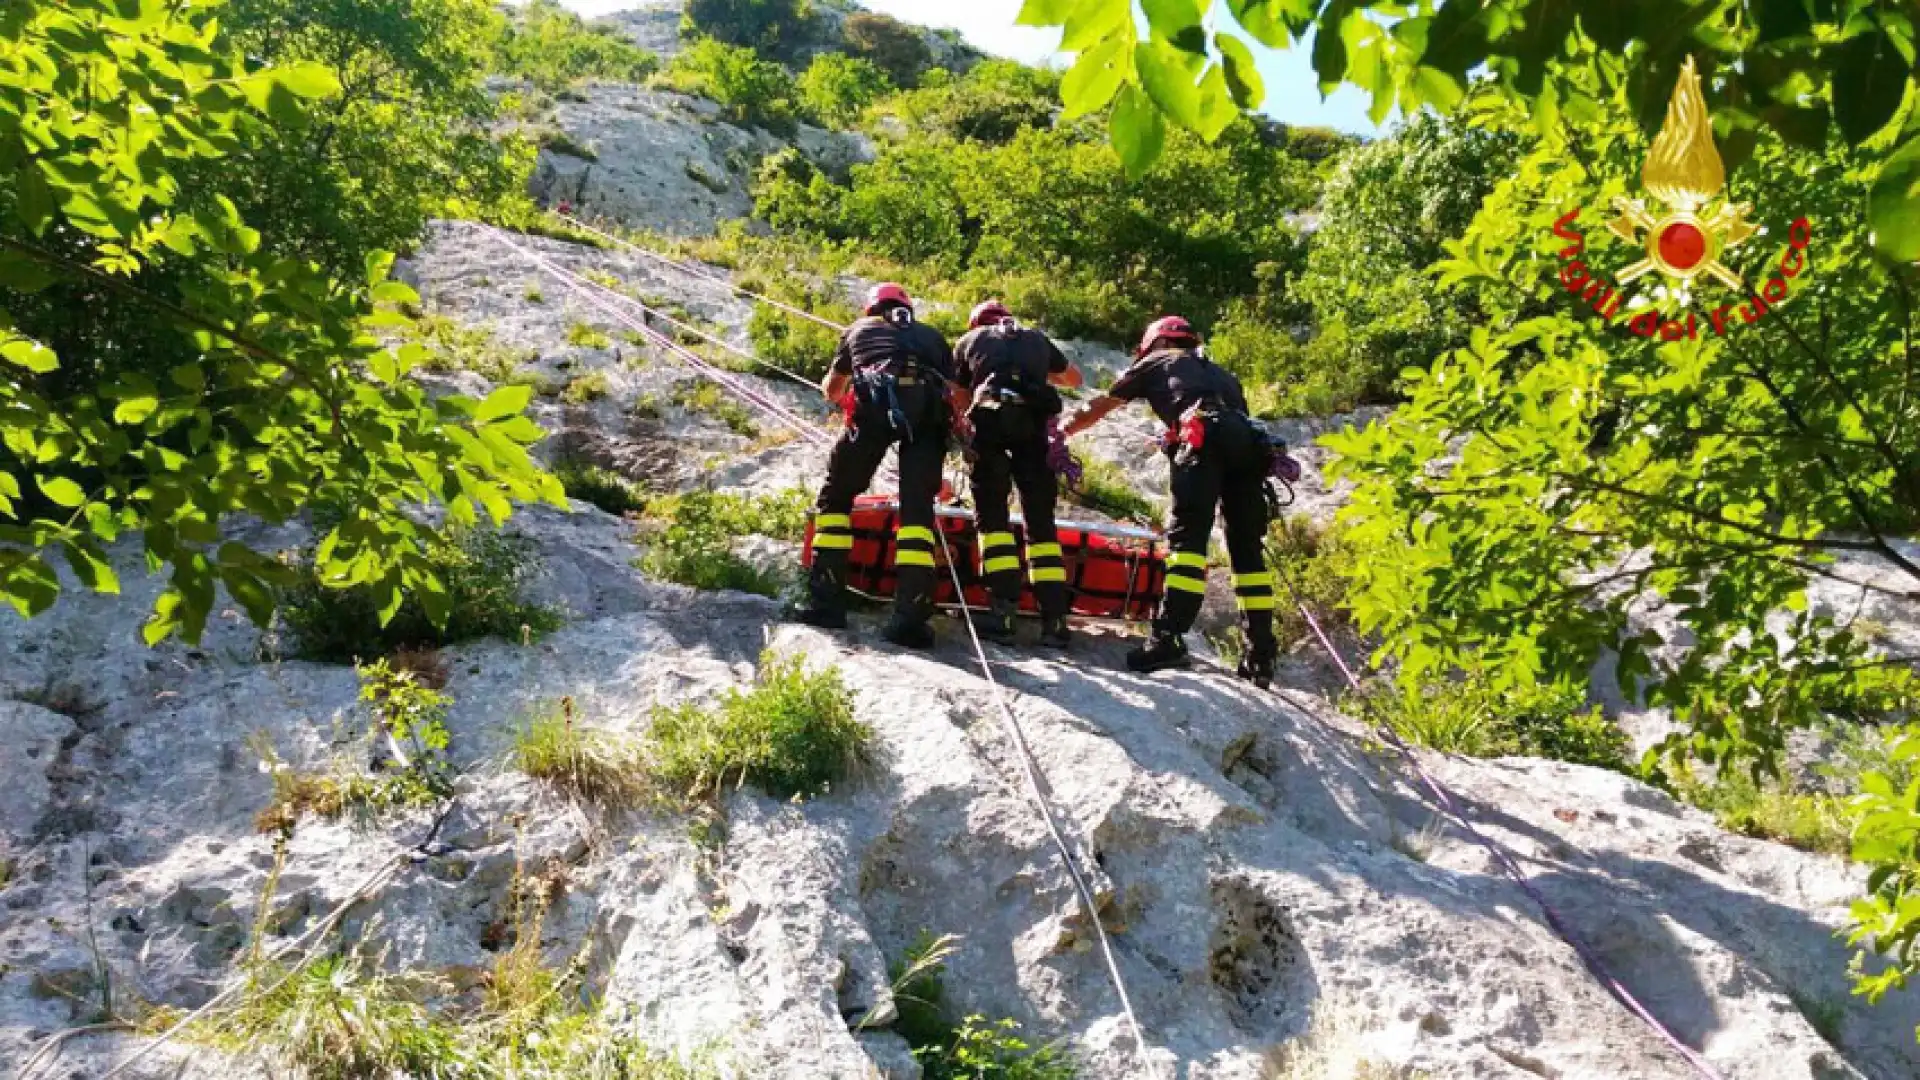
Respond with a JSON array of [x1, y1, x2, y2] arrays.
[[802, 495, 1168, 622]]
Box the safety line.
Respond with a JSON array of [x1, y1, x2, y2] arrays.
[[555, 213, 850, 333], [479, 227, 835, 450], [932, 526, 1151, 1060], [1270, 561, 1728, 1080]]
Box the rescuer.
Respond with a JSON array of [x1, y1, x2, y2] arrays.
[[798, 284, 957, 650], [952, 300, 1085, 648], [1060, 316, 1281, 687]]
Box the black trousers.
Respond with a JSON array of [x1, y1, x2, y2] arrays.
[[969, 423, 1068, 619], [809, 414, 948, 626], [1159, 447, 1277, 654]]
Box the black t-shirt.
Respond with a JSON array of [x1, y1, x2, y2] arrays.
[[953, 322, 1069, 392], [830, 312, 954, 380], [1109, 347, 1249, 428]]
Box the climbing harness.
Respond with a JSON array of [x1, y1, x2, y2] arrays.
[[1270, 562, 1729, 1080]]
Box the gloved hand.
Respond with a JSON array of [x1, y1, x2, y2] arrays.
[[1271, 451, 1303, 484]]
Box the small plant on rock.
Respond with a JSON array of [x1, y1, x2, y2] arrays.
[[553, 457, 649, 516], [673, 380, 759, 437], [566, 322, 613, 349], [514, 697, 648, 809], [644, 651, 870, 803], [886, 931, 1076, 1080], [560, 370, 612, 404], [638, 490, 797, 598], [1065, 457, 1158, 526]]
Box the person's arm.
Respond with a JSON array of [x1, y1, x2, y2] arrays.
[[1060, 395, 1126, 437], [822, 335, 853, 401]]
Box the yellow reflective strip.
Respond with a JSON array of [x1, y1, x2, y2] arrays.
[[1166, 575, 1210, 595], [984, 556, 1022, 575], [895, 550, 936, 568], [1031, 568, 1068, 584], [1170, 552, 1208, 569], [981, 532, 1017, 550], [898, 526, 936, 544], [1233, 572, 1276, 589], [813, 534, 854, 550], [1237, 596, 1277, 611], [1027, 543, 1063, 560], [815, 514, 852, 529]]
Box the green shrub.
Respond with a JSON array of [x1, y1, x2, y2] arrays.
[[639, 489, 807, 597], [684, 0, 812, 55], [879, 60, 1058, 144], [553, 458, 649, 516], [1265, 515, 1357, 649], [513, 697, 649, 808], [492, 0, 660, 92], [888, 931, 1076, 1080], [1355, 666, 1628, 771], [656, 38, 795, 132], [280, 528, 564, 663], [404, 314, 529, 383], [533, 126, 599, 161], [561, 371, 612, 404], [745, 279, 858, 382], [645, 651, 871, 802], [796, 53, 893, 129], [673, 379, 760, 436], [1065, 458, 1159, 525], [1675, 768, 1855, 855]]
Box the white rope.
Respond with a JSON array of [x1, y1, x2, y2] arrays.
[[931, 526, 1151, 1060], [558, 214, 850, 332]]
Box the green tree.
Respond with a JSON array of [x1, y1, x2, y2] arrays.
[[880, 59, 1060, 144], [1291, 112, 1523, 404], [795, 53, 893, 129], [0, 0, 559, 640], [212, 0, 536, 280], [1014, 0, 1920, 260], [684, 0, 812, 55], [492, 0, 661, 92], [659, 37, 797, 132], [842, 11, 932, 89]]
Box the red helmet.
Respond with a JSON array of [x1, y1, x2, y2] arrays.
[[865, 282, 912, 315], [1137, 315, 1198, 357], [969, 300, 1013, 329]]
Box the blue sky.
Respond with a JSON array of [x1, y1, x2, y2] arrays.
[[557, 0, 1384, 135]]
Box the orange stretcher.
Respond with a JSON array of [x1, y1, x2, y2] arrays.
[[801, 495, 1166, 622]]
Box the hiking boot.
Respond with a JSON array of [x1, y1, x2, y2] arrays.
[[1237, 649, 1277, 690], [1127, 633, 1190, 674], [1038, 616, 1073, 650], [882, 616, 936, 651], [978, 600, 1019, 645]]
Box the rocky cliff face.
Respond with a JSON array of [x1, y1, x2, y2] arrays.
[[5, 218, 1920, 1080]]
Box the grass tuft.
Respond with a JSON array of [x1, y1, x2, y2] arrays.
[[553, 458, 649, 516], [637, 489, 808, 598], [1065, 457, 1158, 525], [672, 380, 759, 437], [887, 930, 1076, 1080], [644, 651, 871, 803], [566, 322, 613, 350], [513, 697, 649, 809]]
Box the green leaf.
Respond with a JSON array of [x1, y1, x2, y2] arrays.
[[1062, 0, 1131, 50], [1136, 38, 1208, 130], [1831, 29, 1908, 145], [61, 540, 119, 595], [1870, 135, 1920, 264], [1015, 0, 1080, 25], [274, 61, 341, 100], [36, 476, 85, 508], [1753, 0, 1813, 43], [477, 384, 534, 423], [365, 249, 397, 287], [14, 167, 53, 235], [1193, 63, 1238, 142], [2, 337, 58, 373], [1110, 84, 1167, 178], [114, 394, 160, 425], [1061, 33, 1130, 120], [1217, 32, 1266, 110], [1142, 0, 1208, 52], [0, 251, 58, 293], [1226, 0, 1308, 49], [1422, 0, 1490, 75]]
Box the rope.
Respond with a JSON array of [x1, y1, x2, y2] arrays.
[[478, 227, 835, 450], [931, 526, 1151, 1061], [557, 214, 850, 332], [1269, 561, 1728, 1080]]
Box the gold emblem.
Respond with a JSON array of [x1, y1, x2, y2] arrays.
[[1605, 57, 1758, 292]]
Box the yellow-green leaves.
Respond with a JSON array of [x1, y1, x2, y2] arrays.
[[1870, 138, 1920, 264], [1216, 33, 1264, 110], [1110, 84, 1167, 178], [1, 335, 57, 373]]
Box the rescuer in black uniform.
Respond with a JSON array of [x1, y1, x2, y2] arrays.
[[1060, 316, 1280, 687], [953, 300, 1085, 648], [799, 283, 957, 650]]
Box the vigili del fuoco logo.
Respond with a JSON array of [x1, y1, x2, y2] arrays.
[[1550, 56, 1812, 341]]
